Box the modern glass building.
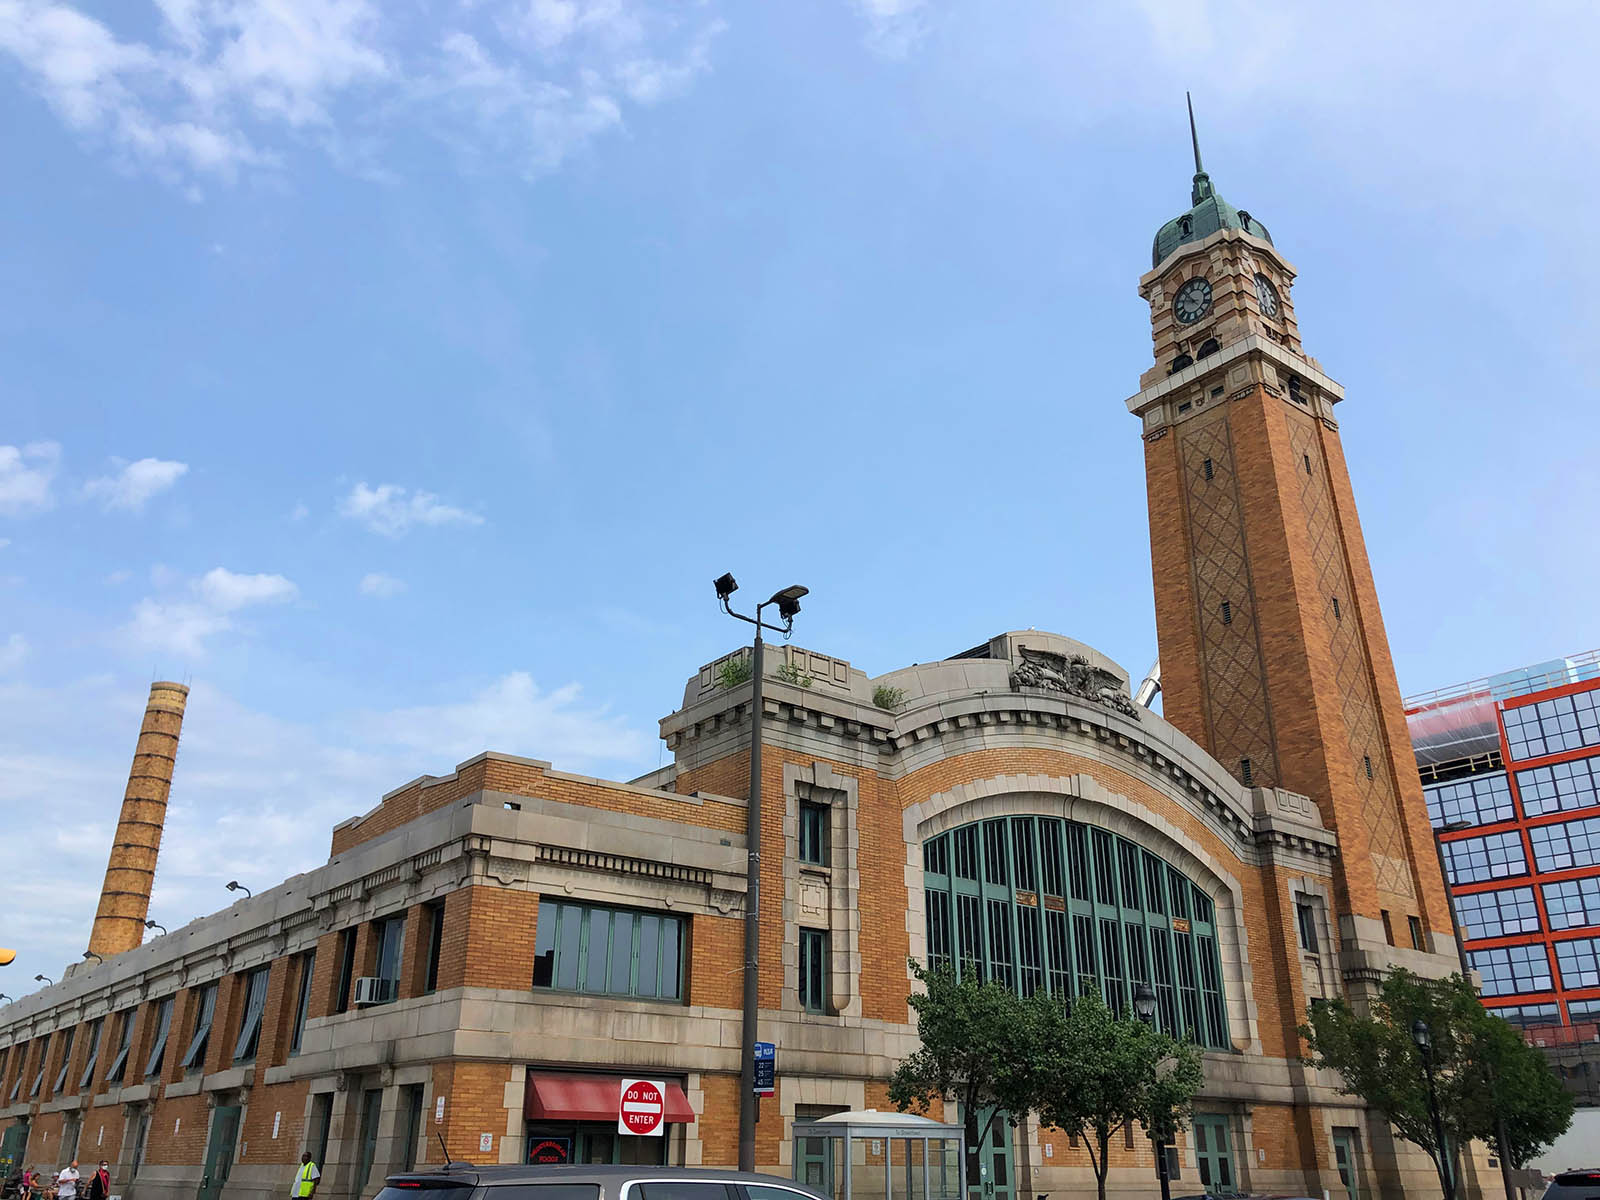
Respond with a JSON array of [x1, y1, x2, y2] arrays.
[[1405, 651, 1600, 1037]]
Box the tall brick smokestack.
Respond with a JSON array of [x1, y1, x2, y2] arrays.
[[87, 681, 189, 958]]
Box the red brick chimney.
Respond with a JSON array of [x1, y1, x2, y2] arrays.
[[87, 682, 189, 958]]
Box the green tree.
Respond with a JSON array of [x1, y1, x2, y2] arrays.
[[1459, 1006, 1574, 1171], [1302, 969, 1573, 1196], [888, 961, 1042, 1187], [1032, 994, 1205, 1200]]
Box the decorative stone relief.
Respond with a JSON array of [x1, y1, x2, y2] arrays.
[[1008, 648, 1141, 719]]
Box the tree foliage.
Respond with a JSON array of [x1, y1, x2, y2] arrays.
[[889, 965, 1205, 1200], [888, 961, 1043, 1185], [1302, 969, 1572, 1190], [1033, 994, 1204, 1200]]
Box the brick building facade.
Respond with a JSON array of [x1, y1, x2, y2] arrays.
[[0, 128, 1473, 1200]]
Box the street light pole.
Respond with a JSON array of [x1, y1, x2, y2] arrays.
[[714, 573, 809, 1174], [1413, 1019, 1455, 1200], [1132, 983, 1171, 1200]]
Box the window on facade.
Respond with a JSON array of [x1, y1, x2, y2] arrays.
[[29, 1035, 47, 1097], [1334, 598, 1343, 621], [1294, 901, 1319, 954], [1530, 817, 1600, 872], [103, 1010, 135, 1085], [531, 900, 684, 1001], [1203, 458, 1214, 481], [1240, 758, 1252, 786], [1503, 692, 1600, 760], [78, 1018, 103, 1090], [1570, 999, 1600, 1024], [1544, 878, 1600, 931], [1363, 754, 1372, 779], [1303, 453, 1312, 474], [144, 997, 173, 1079], [424, 902, 445, 994], [4, 1044, 19, 1102], [799, 929, 829, 1014], [1443, 831, 1527, 882], [180, 983, 218, 1072], [1469, 944, 1553, 996], [290, 951, 316, 1055], [232, 967, 271, 1062], [1380, 910, 1394, 946], [1220, 600, 1233, 625], [1490, 1004, 1560, 1029], [799, 800, 830, 867], [374, 915, 406, 999], [1517, 757, 1600, 817], [921, 815, 1230, 1048], [335, 927, 358, 1014], [51, 1026, 76, 1094], [1408, 916, 1425, 950], [1456, 887, 1542, 939], [1556, 938, 1600, 990], [1425, 772, 1515, 828]]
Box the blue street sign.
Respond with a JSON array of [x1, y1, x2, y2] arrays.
[[753, 1041, 776, 1096]]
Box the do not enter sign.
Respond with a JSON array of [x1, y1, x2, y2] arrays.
[[618, 1078, 666, 1137]]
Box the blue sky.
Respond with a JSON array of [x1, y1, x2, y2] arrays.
[[3, 0, 1598, 986]]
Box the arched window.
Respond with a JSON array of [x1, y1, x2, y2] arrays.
[[921, 815, 1230, 1049], [1197, 338, 1220, 359], [1168, 353, 1194, 376]]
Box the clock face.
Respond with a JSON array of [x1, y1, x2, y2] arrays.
[[1254, 273, 1280, 317], [1173, 277, 1212, 324]]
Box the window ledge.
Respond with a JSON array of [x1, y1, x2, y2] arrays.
[[798, 864, 831, 879], [529, 986, 686, 1008]]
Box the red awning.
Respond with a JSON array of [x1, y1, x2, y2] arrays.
[[525, 1074, 696, 1124]]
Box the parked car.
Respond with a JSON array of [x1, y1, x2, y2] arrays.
[[1542, 1169, 1600, 1200], [375, 1164, 833, 1200]]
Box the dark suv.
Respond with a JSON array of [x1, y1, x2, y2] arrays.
[[375, 1164, 831, 1200]]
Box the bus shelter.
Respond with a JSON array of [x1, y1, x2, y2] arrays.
[[790, 1110, 965, 1200]]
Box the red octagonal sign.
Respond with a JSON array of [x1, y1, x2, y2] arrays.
[[618, 1078, 666, 1137]]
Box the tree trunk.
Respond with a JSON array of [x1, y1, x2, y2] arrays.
[[1095, 1131, 1111, 1200]]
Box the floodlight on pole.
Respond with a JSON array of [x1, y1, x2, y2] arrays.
[[82, 951, 102, 965], [34, 975, 52, 986], [144, 920, 166, 936], [712, 570, 810, 1173], [226, 881, 252, 898]]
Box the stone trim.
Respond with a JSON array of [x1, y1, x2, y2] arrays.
[[782, 763, 862, 1019]]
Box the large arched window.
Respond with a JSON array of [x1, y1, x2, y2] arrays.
[[922, 815, 1230, 1049]]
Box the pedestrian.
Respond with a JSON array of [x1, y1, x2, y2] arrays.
[[87, 1164, 109, 1200], [54, 1162, 79, 1200], [291, 1152, 320, 1200]]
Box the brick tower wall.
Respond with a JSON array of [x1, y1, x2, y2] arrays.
[[87, 681, 189, 958]]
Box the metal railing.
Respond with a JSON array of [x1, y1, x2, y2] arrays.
[[1404, 648, 1600, 711]]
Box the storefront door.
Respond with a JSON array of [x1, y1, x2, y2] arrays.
[[1332, 1130, 1360, 1200], [1192, 1115, 1236, 1196], [967, 1110, 1012, 1200], [196, 1106, 240, 1200], [524, 1122, 667, 1166], [0, 1123, 29, 1178]]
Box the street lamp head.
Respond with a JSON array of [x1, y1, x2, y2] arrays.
[[225, 880, 250, 896], [1411, 1018, 1432, 1050], [1133, 982, 1158, 1022], [82, 951, 101, 964], [34, 975, 51, 985], [714, 573, 739, 602], [144, 919, 165, 934], [770, 584, 808, 622]]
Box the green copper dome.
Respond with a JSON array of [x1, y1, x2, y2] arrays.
[[1152, 97, 1273, 268]]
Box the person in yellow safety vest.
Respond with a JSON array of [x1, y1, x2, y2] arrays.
[[292, 1153, 321, 1199]]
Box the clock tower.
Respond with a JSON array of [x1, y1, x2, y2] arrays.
[[1130, 100, 1453, 947]]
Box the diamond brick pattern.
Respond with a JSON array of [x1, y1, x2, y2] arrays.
[[1291, 418, 1414, 899], [1179, 409, 1279, 788]]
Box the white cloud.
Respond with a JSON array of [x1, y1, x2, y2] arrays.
[[0, 537, 10, 550], [359, 571, 405, 597], [120, 566, 297, 656], [0, 441, 61, 515], [853, 0, 928, 58], [0, 670, 653, 975], [290, 501, 309, 521], [0, 633, 27, 671], [105, 568, 131, 584], [338, 481, 483, 538], [0, 0, 722, 184], [196, 566, 297, 610], [83, 456, 188, 511]]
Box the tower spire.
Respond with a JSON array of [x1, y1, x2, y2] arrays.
[[1186, 91, 1214, 205]]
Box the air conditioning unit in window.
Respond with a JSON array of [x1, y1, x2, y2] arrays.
[[352, 977, 397, 1007]]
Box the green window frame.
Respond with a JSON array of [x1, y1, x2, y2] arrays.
[[799, 800, 830, 866], [921, 814, 1231, 1049], [532, 900, 684, 1002], [180, 982, 218, 1072], [144, 997, 173, 1079], [799, 929, 829, 1014], [103, 1011, 135, 1085], [232, 967, 271, 1063]]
